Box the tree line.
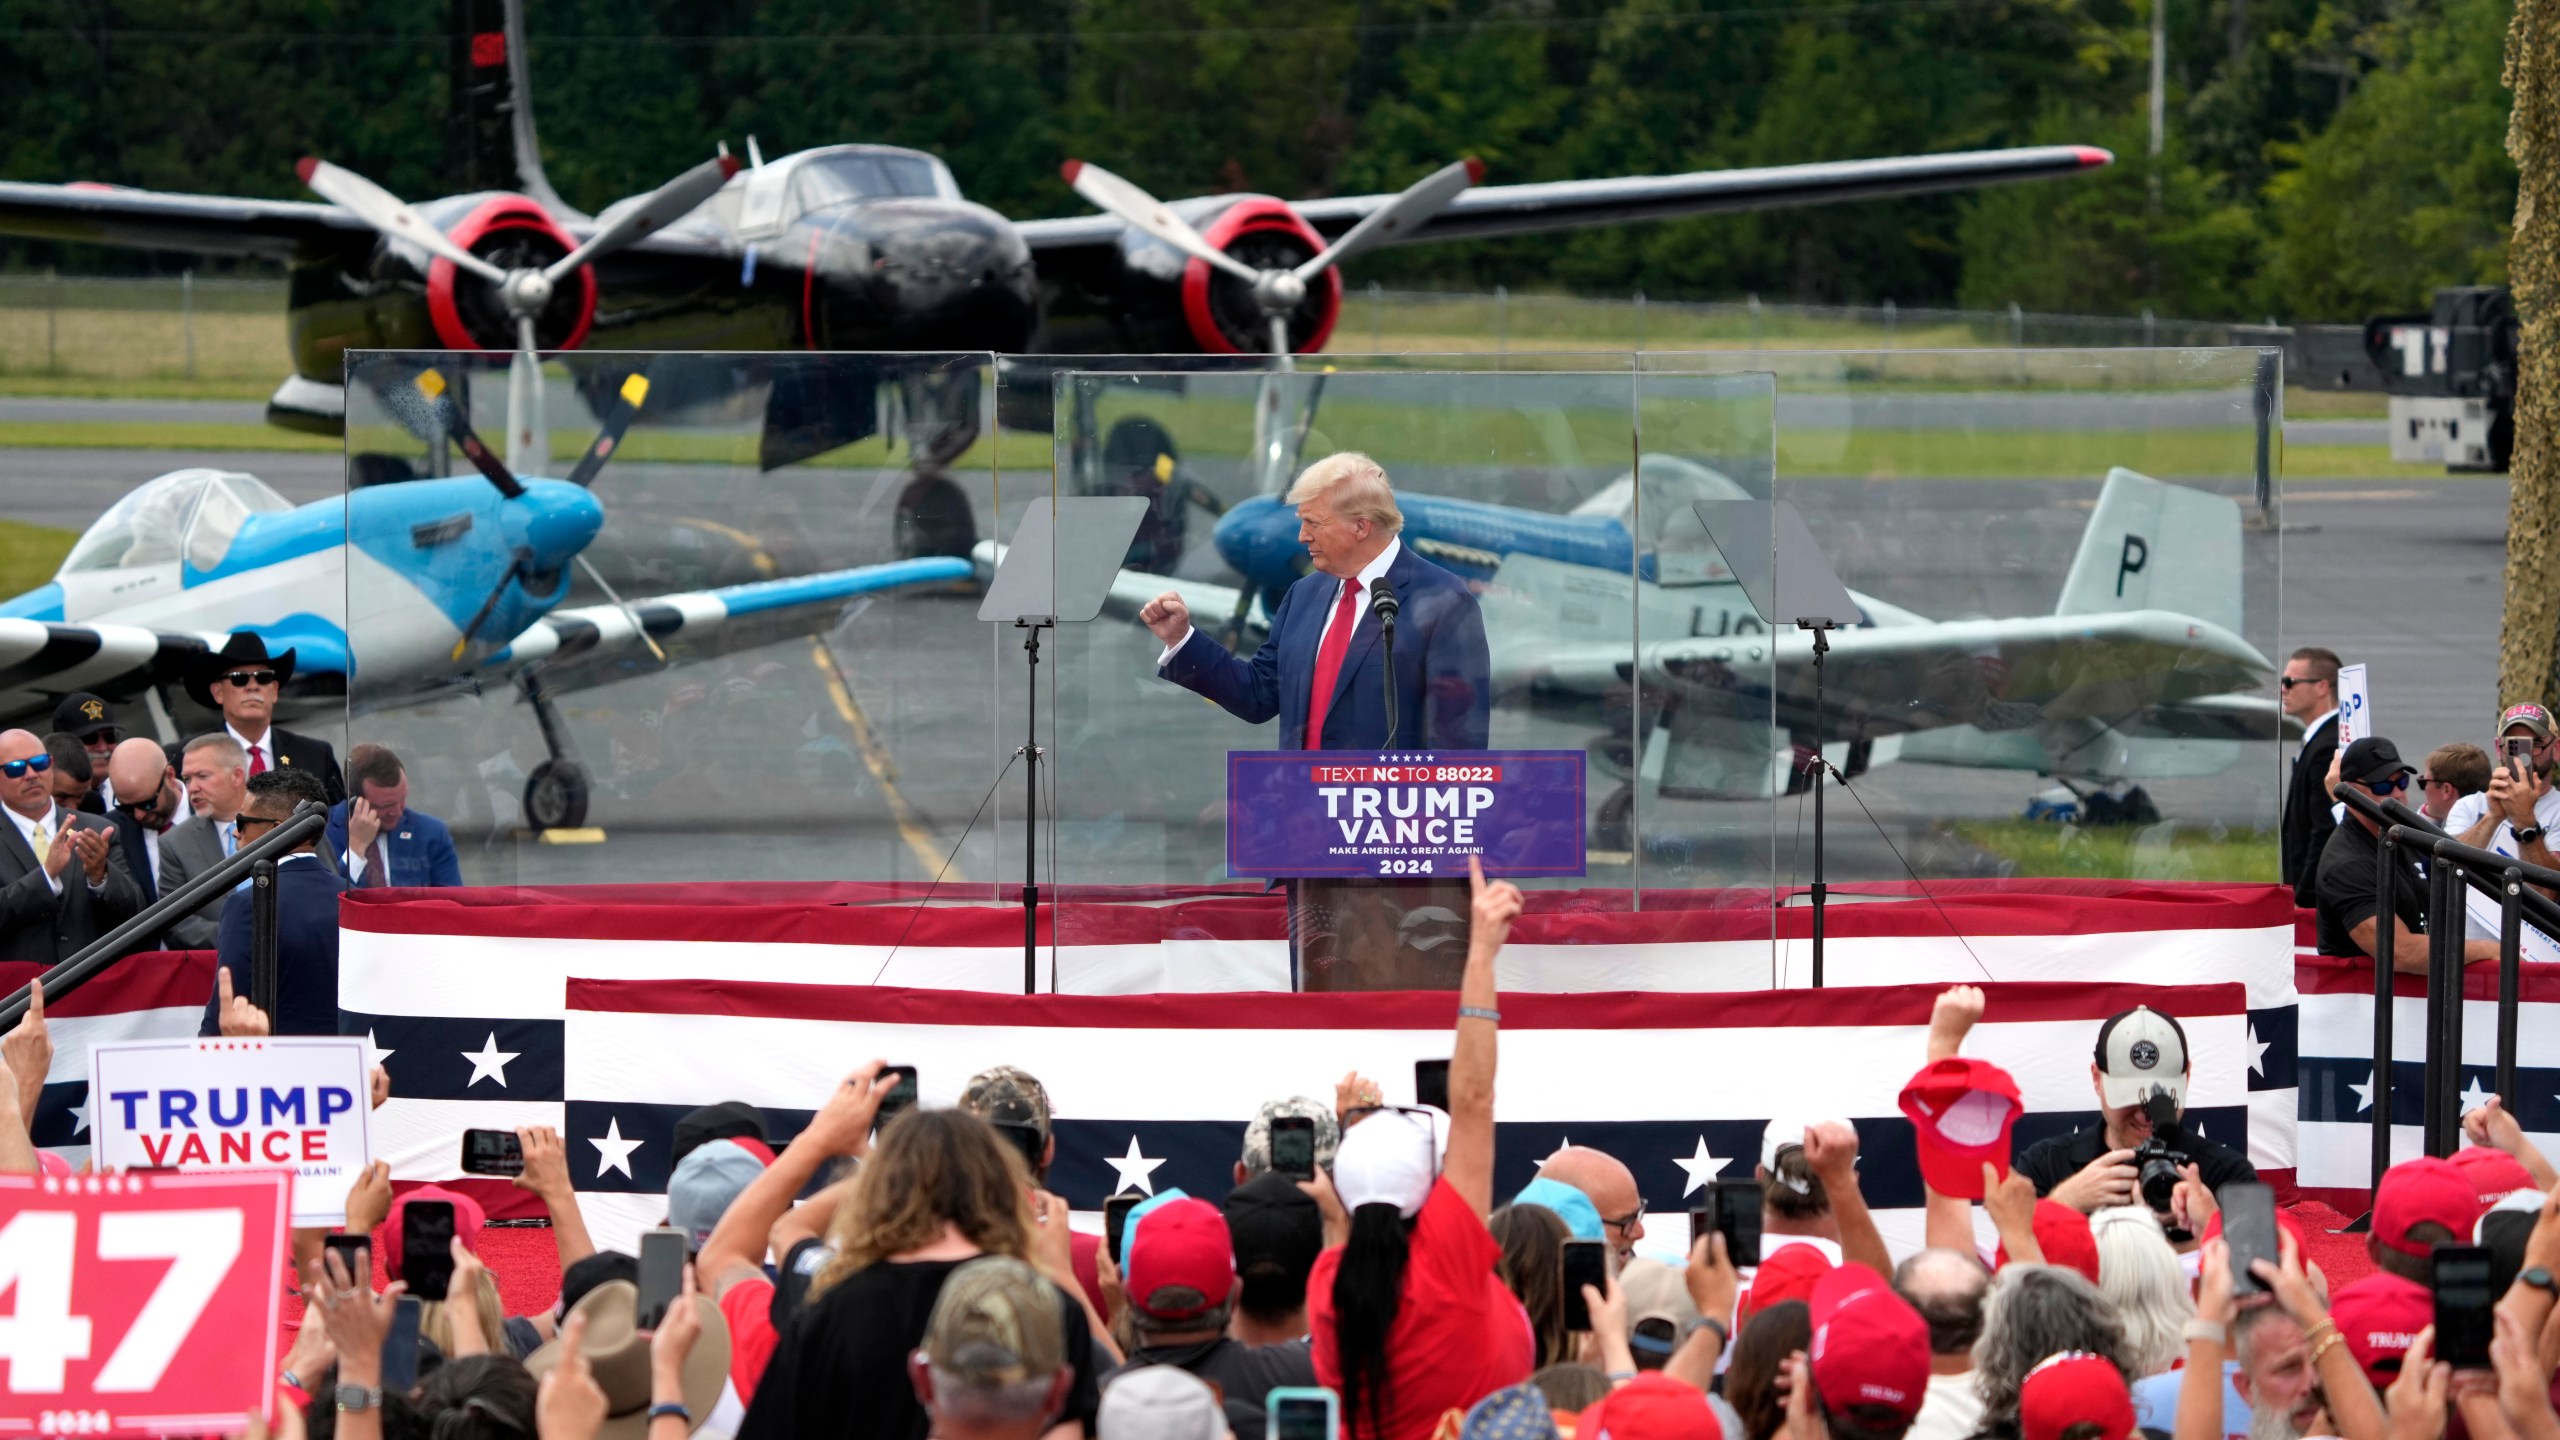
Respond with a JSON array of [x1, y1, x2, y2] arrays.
[[0, 0, 2519, 322]]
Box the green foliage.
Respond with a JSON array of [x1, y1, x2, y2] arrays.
[[0, 0, 2525, 318]]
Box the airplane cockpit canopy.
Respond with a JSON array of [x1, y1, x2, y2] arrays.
[[718, 145, 965, 239], [59, 468, 292, 577], [1569, 454, 1753, 586]]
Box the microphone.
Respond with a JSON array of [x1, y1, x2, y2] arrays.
[[1370, 585, 1401, 747]]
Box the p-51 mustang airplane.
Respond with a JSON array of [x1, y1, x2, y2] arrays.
[[0, 369, 968, 830], [988, 455, 2279, 832]]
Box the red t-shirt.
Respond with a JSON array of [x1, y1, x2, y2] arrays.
[[1307, 1179, 1534, 1440], [719, 1275, 781, 1406]]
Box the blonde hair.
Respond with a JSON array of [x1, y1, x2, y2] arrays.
[[1286, 452, 1402, 536], [809, 1109, 1037, 1301], [418, 1269, 507, 1355], [2089, 1206, 2192, 1375]]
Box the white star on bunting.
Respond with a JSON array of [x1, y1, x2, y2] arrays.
[[460, 1032, 520, 1089], [589, 1118, 643, 1180], [1674, 1137, 1733, 1198], [1106, 1135, 1166, 1196], [2350, 1070, 2377, 1115]]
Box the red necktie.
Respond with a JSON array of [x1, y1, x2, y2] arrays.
[[1302, 579, 1364, 749], [248, 744, 267, 777]]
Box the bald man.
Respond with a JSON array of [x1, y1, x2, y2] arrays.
[[103, 737, 190, 909], [1538, 1145, 1647, 1263], [0, 729, 141, 965]]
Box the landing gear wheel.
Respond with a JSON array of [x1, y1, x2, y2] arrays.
[[896, 473, 979, 559], [524, 760, 590, 831]]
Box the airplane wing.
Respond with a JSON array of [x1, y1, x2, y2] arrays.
[[480, 557, 975, 680], [1015, 145, 2110, 254], [0, 621, 219, 721]]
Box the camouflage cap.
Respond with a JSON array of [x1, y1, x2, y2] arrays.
[[1239, 1096, 1339, 1177], [922, 1256, 1065, 1389], [960, 1066, 1053, 1139]]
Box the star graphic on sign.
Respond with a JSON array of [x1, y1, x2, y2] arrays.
[[1674, 1137, 1733, 1198], [364, 1028, 396, 1071], [2461, 1075, 2495, 1116], [1106, 1135, 1165, 1196], [589, 1118, 643, 1180], [2247, 1021, 2270, 1078], [461, 1032, 519, 1089], [2350, 1070, 2378, 1115]]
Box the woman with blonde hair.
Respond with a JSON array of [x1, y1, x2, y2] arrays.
[[2089, 1205, 2194, 1376], [738, 1105, 1111, 1440]]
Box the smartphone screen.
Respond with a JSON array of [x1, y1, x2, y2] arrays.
[[458, 1128, 524, 1178], [2220, 1182, 2277, 1296], [1269, 1388, 1340, 1440], [638, 1227, 685, 1329], [1105, 1194, 1141, 1266], [380, 1295, 423, 1391], [399, 1200, 456, 1302], [2435, 1243, 2497, 1368], [1688, 1205, 1712, 1252], [1711, 1180, 1763, 1268], [1413, 1059, 1451, 1113], [878, 1065, 919, 1125], [1270, 1116, 1317, 1182], [1561, 1239, 1608, 1332], [323, 1234, 372, 1291]]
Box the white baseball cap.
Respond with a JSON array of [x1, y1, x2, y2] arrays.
[[1332, 1106, 1445, 1218], [2094, 1007, 2189, 1109]]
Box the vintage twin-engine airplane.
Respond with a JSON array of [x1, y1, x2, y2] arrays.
[[0, 0, 2110, 444], [0, 371, 968, 830], [990, 454, 2279, 829]]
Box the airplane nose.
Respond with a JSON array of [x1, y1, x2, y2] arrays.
[[519, 480, 605, 567], [859, 201, 1037, 350]]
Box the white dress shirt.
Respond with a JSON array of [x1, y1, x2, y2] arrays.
[[7, 803, 98, 894], [1156, 536, 1404, 664], [227, 722, 275, 776], [131, 786, 190, 882]]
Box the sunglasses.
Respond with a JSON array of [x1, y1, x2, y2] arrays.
[[114, 795, 169, 818], [234, 814, 278, 832], [2279, 676, 2325, 690], [2366, 776, 2410, 795], [220, 670, 279, 688], [0, 754, 53, 780]]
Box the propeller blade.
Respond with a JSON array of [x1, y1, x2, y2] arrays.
[[563, 370, 652, 489], [543, 153, 743, 284], [506, 332, 548, 477], [1062, 160, 1262, 285], [450, 547, 531, 661], [417, 369, 523, 499], [1293, 157, 1482, 282], [299, 158, 509, 285]]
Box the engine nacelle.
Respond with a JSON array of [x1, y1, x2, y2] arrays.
[[1080, 195, 1342, 356], [424, 195, 596, 352]]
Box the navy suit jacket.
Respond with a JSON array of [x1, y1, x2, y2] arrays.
[[1161, 543, 1491, 750], [325, 802, 463, 888], [199, 855, 349, 1037]]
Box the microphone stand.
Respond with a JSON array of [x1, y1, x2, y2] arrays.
[[1372, 586, 1401, 746]]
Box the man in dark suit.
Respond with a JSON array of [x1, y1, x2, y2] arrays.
[[326, 743, 463, 888], [102, 736, 191, 913], [198, 768, 348, 1037], [0, 728, 143, 965], [51, 693, 118, 813], [2281, 646, 2344, 908], [184, 633, 345, 804], [1140, 452, 1491, 751]]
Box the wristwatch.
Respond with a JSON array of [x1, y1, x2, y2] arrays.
[[2520, 1266, 2558, 1296], [2518, 825, 2547, 847], [336, 1383, 382, 1413]]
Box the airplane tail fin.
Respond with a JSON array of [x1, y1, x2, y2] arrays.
[[2054, 466, 2244, 634], [450, 0, 577, 216]]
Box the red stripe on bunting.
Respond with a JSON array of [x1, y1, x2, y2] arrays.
[[0, 950, 215, 1017], [2296, 954, 2560, 1003], [565, 976, 2247, 1031]]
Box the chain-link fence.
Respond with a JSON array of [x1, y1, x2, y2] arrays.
[[0, 272, 287, 384]]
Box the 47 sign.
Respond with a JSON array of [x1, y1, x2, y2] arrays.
[[0, 1170, 288, 1435]]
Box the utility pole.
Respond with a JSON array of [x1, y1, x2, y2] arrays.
[[2501, 0, 2560, 707], [2149, 0, 2168, 213]]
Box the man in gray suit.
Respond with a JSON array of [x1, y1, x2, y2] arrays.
[[156, 734, 250, 950], [0, 728, 142, 965]]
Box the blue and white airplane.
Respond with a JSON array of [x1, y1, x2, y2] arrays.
[[991, 454, 2280, 804], [0, 369, 967, 827]]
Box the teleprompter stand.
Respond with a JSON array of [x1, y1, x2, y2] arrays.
[[1692, 500, 1859, 988], [978, 495, 1150, 994]]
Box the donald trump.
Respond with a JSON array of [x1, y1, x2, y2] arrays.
[[1140, 452, 1490, 750]]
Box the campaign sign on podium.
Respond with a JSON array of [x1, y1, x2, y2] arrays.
[[1226, 750, 1587, 879], [0, 1169, 289, 1433], [89, 1036, 374, 1228]]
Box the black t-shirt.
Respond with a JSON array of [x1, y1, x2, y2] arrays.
[[2315, 816, 2430, 958], [2013, 1118, 2256, 1198], [770, 1236, 834, 1331], [1107, 1335, 1317, 1434], [736, 1256, 1101, 1440]]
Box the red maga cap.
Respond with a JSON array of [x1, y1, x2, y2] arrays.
[[2019, 1352, 2134, 1440], [1899, 1057, 2022, 1201], [2374, 1156, 2481, 1257], [1808, 1264, 1928, 1423]]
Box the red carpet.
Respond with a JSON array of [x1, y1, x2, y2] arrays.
[[2289, 1199, 2378, 1291]]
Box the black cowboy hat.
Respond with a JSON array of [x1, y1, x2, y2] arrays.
[[184, 633, 297, 709]]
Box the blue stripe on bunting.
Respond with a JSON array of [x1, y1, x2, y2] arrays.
[[2297, 1055, 2547, 1129], [341, 1011, 565, 1102], [32, 1079, 90, 1148], [2249, 1006, 2298, 1091], [562, 1099, 2251, 1209]]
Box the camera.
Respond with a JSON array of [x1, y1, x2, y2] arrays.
[[2130, 1091, 2191, 1222]]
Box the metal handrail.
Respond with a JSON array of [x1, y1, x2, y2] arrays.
[[0, 800, 329, 1029]]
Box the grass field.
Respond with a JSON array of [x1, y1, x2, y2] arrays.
[[1950, 819, 2279, 881], [0, 520, 74, 598]]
